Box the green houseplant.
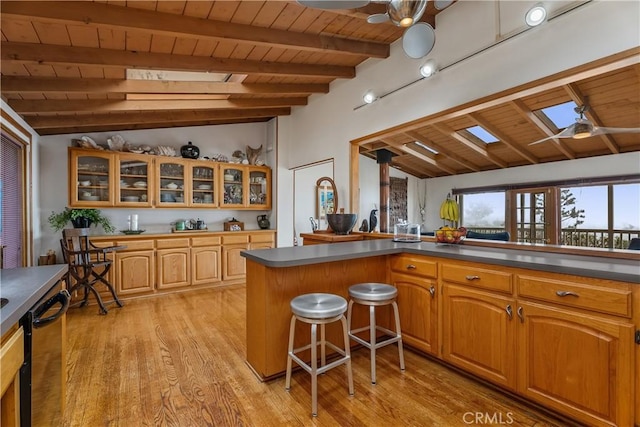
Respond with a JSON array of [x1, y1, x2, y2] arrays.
[[48, 208, 116, 233]]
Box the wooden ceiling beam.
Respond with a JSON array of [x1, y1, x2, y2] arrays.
[[1, 1, 389, 58], [0, 76, 330, 95], [1, 42, 355, 78], [10, 98, 307, 114], [510, 99, 576, 160], [564, 83, 620, 154], [35, 117, 272, 136], [399, 144, 457, 175], [468, 113, 539, 165], [26, 108, 291, 129], [432, 123, 508, 168], [404, 131, 481, 172]]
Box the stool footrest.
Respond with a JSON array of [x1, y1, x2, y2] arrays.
[[349, 330, 402, 350]]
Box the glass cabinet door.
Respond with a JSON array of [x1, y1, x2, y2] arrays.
[[191, 163, 216, 207], [157, 160, 188, 207], [220, 166, 245, 208], [248, 167, 271, 209], [117, 154, 152, 206], [70, 150, 113, 206]]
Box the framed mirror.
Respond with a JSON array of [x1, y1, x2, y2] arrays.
[[316, 176, 338, 221]]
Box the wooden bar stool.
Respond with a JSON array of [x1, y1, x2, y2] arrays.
[[346, 283, 405, 384], [285, 293, 354, 417]]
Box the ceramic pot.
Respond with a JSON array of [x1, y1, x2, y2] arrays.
[[257, 215, 270, 230], [180, 141, 200, 159]]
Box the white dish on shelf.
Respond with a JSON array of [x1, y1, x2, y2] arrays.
[[122, 196, 140, 202], [79, 180, 91, 187], [166, 182, 178, 190], [99, 180, 108, 186], [197, 184, 212, 190], [80, 195, 100, 201], [133, 181, 147, 188], [120, 182, 129, 188]]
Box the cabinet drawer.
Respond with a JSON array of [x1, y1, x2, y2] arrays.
[[390, 255, 437, 278], [116, 240, 154, 251], [223, 235, 249, 245], [517, 276, 632, 318], [250, 233, 275, 243], [192, 236, 222, 247], [157, 238, 189, 249], [441, 263, 512, 293]]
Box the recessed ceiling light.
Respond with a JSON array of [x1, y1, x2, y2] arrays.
[[363, 91, 377, 104], [525, 4, 547, 27]]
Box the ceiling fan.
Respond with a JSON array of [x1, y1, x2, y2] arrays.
[[528, 104, 640, 146], [297, 0, 454, 59]]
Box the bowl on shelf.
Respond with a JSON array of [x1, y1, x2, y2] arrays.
[[160, 194, 175, 202], [166, 182, 178, 190], [122, 196, 140, 202], [80, 195, 100, 201], [79, 180, 91, 187], [198, 184, 212, 190], [175, 196, 184, 203], [224, 174, 234, 181], [133, 181, 147, 188], [98, 180, 108, 186], [326, 213, 357, 235]]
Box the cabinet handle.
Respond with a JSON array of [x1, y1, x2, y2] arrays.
[[505, 304, 513, 320], [465, 275, 480, 281], [556, 290, 579, 297], [429, 286, 435, 298], [406, 264, 417, 270], [517, 306, 524, 323]]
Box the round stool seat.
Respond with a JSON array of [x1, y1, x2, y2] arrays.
[[349, 283, 397, 302], [291, 293, 348, 319]]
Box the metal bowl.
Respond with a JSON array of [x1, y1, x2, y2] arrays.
[[326, 213, 357, 235]]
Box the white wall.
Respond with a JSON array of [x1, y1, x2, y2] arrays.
[[276, 0, 640, 246], [37, 122, 272, 258]]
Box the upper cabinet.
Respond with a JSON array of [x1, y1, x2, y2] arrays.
[[68, 148, 270, 210], [69, 150, 115, 206]]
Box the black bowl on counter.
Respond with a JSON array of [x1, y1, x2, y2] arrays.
[[326, 213, 357, 235]]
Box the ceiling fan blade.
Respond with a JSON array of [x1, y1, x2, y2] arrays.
[[434, 0, 454, 10], [592, 126, 640, 135], [528, 135, 559, 146], [367, 13, 390, 24], [402, 22, 435, 59], [528, 124, 576, 145], [297, 0, 371, 9]]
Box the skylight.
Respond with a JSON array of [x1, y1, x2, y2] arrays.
[[414, 141, 438, 154], [126, 69, 230, 82], [540, 101, 579, 129], [466, 125, 498, 144]]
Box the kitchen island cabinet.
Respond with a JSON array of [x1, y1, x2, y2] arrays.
[[241, 240, 639, 426]]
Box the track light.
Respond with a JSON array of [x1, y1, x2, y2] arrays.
[[525, 3, 547, 27], [419, 59, 438, 78], [363, 91, 377, 104]]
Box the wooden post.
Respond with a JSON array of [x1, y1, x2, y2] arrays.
[[376, 149, 393, 233]]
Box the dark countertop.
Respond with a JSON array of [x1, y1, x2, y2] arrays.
[[241, 239, 640, 284], [0, 264, 68, 336]]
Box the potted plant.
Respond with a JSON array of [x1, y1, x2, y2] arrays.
[[48, 208, 116, 233]]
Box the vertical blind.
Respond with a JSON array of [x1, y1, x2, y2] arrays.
[[1, 133, 23, 268]]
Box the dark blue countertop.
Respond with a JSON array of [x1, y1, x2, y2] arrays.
[[0, 264, 68, 336], [242, 239, 640, 284]]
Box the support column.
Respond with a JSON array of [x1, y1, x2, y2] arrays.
[[376, 149, 393, 233]]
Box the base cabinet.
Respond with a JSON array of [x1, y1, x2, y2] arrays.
[[115, 250, 155, 295], [442, 284, 517, 390], [191, 246, 222, 285], [223, 245, 247, 280], [517, 301, 634, 427], [157, 248, 191, 289]]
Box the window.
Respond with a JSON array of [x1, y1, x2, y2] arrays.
[[460, 191, 505, 232]]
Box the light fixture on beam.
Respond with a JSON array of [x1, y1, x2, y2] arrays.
[[525, 3, 547, 27], [363, 90, 377, 104], [419, 59, 438, 78]]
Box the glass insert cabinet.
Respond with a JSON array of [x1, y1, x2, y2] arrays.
[[68, 148, 270, 210]]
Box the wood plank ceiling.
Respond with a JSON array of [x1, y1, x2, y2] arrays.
[[1, 1, 639, 178]]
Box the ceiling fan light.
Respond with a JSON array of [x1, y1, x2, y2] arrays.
[[363, 91, 377, 104], [388, 0, 428, 28], [525, 4, 547, 27], [572, 122, 592, 139], [419, 59, 438, 78]]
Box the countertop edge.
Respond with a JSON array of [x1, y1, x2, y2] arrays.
[[241, 240, 640, 284]]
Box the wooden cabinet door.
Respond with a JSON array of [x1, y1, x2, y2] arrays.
[[115, 250, 155, 295], [517, 301, 634, 427], [68, 148, 114, 207], [157, 248, 190, 289], [390, 272, 437, 355], [156, 159, 189, 207], [247, 166, 271, 209], [191, 246, 221, 285], [442, 284, 517, 390], [116, 152, 153, 207], [223, 244, 247, 280]]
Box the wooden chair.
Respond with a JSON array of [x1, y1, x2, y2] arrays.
[[60, 228, 124, 314]]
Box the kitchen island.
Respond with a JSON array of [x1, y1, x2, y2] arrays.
[[242, 240, 639, 426]]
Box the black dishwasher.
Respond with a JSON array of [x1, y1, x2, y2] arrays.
[[19, 281, 70, 427]]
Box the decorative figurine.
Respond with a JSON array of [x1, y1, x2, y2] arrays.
[[359, 219, 369, 232], [369, 208, 378, 233]]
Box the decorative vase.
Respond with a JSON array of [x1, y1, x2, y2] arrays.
[[71, 217, 92, 228], [180, 141, 200, 159]]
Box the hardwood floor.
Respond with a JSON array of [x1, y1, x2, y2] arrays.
[[64, 285, 569, 426]]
